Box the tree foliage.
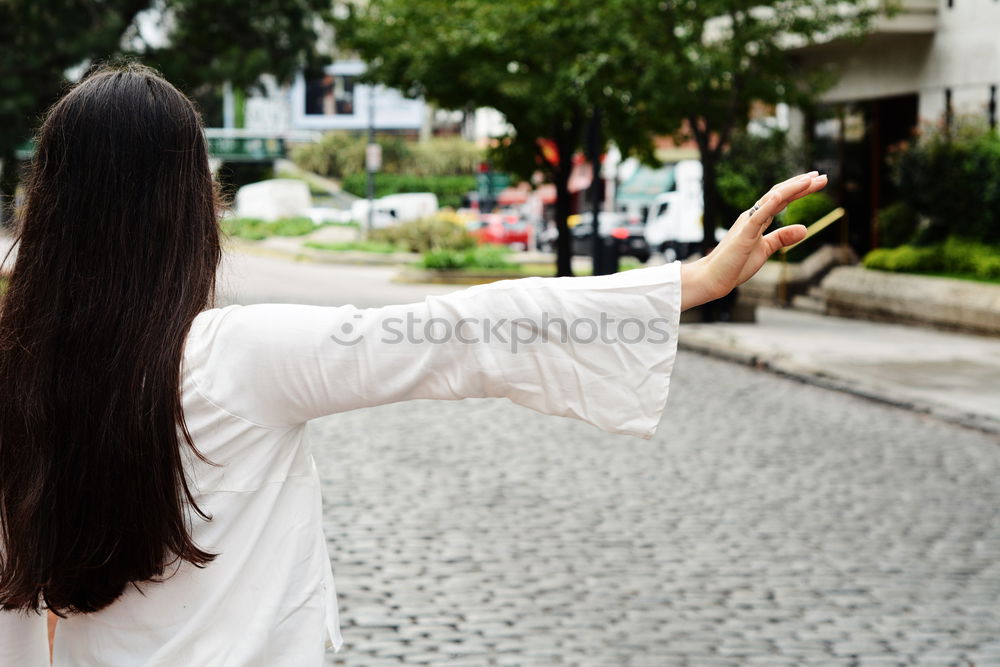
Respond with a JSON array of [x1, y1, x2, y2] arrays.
[[625, 0, 878, 252], [338, 0, 659, 276], [339, 0, 879, 273], [0, 0, 332, 217]]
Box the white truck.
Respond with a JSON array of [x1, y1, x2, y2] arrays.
[[350, 192, 439, 229], [643, 159, 724, 260]]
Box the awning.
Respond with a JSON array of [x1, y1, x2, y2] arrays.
[[617, 165, 675, 205]]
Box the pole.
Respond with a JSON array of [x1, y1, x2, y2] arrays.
[[366, 85, 376, 239], [587, 107, 612, 275]]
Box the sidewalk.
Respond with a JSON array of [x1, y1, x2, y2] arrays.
[[679, 306, 1000, 435]]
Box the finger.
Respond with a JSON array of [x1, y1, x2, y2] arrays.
[[752, 175, 813, 223], [766, 171, 818, 195], [771, 174, 829, 217], [762, 224, 807, 256], [780, 174, 828, 208]]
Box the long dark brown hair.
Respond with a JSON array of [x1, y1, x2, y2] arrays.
[[0, 63, 221, 615]]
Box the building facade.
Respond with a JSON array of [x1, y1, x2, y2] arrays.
[[795, 0, 1000, 253]]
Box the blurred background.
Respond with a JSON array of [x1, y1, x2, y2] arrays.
[[2, 1, 1000, 665]]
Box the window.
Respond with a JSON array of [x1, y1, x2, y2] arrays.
[[304, 74, 356, 116]]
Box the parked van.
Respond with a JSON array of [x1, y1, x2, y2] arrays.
[[350, 192, 439, 229], [643, 160, 724, 260]]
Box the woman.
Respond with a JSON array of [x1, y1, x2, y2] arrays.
[[0, 64, 825, 665]]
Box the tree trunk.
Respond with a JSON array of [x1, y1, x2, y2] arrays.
[[700, 150, 720, 259], [553, 162, 574, 277], [0, 150, 19, 228]]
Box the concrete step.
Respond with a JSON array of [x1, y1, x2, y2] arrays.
[[791, 294, 827, 315]]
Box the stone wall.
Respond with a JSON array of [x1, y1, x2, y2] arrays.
[[821, 266, 1000, 336]]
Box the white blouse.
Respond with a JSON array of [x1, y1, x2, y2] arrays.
[[1, 260, 682, 666]]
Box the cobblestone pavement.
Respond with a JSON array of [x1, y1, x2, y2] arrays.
[[312, 352, 1000, 667]]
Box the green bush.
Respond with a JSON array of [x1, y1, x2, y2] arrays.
[[863, 238, 1000, 281], [420, 244, 517, 271], [875, 201, 920, 248], [783, 192, 837, 227], [410, 138, 484, 177], [465, 244, 517, 269], [891, 120, 1000, 245], [342, 173, 477, 209], [290, 133, 415, 179], [421, 248, 468, 270], [370, 216, 476, 253], [291, 134, 483, 180], [222, 216, 317, 240]]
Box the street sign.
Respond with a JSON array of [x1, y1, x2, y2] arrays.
[[476, 172, 510, 199], [365, 143, 382, 172]]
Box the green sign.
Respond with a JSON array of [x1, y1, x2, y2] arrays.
[[14, 136, 286, 162], [476, 172, 510, 199], [206, 136, 285, 162]]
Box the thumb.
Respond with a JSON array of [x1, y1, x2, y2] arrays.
[[763, 224, 807, 256]]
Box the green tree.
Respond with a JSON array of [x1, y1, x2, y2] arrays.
[[338, 0, 660, 276], [0, 0, 331, 221], [340, 0, 879, 274], [628, 0, 879, 254]]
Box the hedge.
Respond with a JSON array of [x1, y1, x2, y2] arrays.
[[863, 238, 1000, 281], [341, 173, 476, 210], [891, 121, 1000, 245]]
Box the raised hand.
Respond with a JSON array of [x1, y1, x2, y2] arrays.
[[680, 172, 828, 311]]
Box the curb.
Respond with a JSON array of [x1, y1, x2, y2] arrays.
[[678, 337, 1000, 437]]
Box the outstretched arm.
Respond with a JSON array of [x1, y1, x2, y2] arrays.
[[680, 172, 828, 311]]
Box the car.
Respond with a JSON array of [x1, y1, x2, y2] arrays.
[[569, 211, 651, 263], [470, 212, 532, 250]]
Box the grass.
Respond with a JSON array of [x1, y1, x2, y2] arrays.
[[304, 240, 404, 254], [222, 216, 318, 241]]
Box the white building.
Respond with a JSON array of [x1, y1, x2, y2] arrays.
[[241, 60, 511, 143], [793, 0, 1000, 252]]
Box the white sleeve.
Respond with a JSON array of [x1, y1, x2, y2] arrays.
[[0, 610, 49, 667], [188, 261, 682, 439]]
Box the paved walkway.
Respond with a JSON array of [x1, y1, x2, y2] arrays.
[[680, 307, 1000, 434]]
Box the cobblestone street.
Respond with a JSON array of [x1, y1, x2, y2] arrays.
[[312, 352, 1000, 667]]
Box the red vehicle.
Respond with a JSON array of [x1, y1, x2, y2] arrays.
[[469, 212, 532, 251]]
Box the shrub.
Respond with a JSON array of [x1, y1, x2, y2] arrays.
[[371, 216, 476, 253], [875, 201, 919, 248], [291, 134, 482, 180], [465, 244, 517, 269], [420, 244, 517, 271], [341, 173, 476, 209], [863, 237, 1000, 281], [290, 133, 415, 179], [410, 138, 484, 177], [783, 192, 837, 227], [421, 248, 468, 270], [891, 119, 1000, 245]]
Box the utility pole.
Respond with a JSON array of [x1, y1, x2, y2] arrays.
[[588, 107, 615, 275], [365, 84, 380, 238]]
